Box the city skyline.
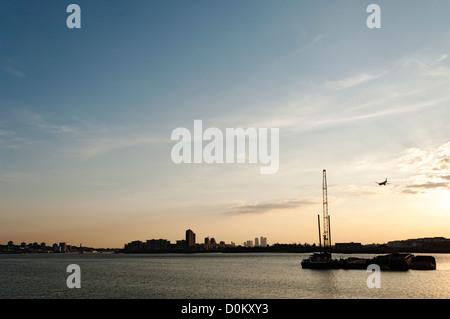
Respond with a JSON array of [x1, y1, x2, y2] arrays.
[[4, 234, 450, 254], [4, 232, 450, 252], [1, 1, 449, 248]]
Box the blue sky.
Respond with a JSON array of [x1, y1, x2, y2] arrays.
[[1, 1, 450, 247]]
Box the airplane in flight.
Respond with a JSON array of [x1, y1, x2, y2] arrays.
[[376, 178, 389, 186]]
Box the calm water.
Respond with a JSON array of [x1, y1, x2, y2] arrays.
[[1, 252, 449, 299]]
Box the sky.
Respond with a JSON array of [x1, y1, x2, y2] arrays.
[[1, 0, 449, 248]]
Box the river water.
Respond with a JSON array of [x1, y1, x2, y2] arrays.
[[1, 252, 449, 299]]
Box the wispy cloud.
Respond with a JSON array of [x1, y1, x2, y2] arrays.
[[1, 109, 167, 158], [12, 110, 81, 136], [436, 53, 448, 63], [398, 141, 450, 194], [402, 181, 449, 193], [293, 33, 329, 55], [399, 53, 450, 77], [0, 110, 80, 150], [399, 148, 434, 168], [399, 142, 450, 172], [0, 129, 15, 137], [203, 52, 450, 136], [229, 197, 318, 215], [79, 136, 163, 160], [331, 184, 380, 196], [4, 66, 25, 78], [321, 98, 446, 126], [325, 71, 387, 90]]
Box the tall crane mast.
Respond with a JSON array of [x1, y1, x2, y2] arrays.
[[322, 169, 331, 254]]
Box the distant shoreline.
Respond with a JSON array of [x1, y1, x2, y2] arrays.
[[3, 237, 450, 255], [119, 246, 450, 254], [2, 249, 450, 255]]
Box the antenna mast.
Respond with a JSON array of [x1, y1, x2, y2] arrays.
[[317, 214, 322, 249]]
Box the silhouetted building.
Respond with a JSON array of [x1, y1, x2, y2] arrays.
[[387, 237, 450, 250], [6, 241, 18, 252], [186, 229, 196, 248], [146, 239, 169, 251], [59, 242, 67, 253], [124, 240, 144, 252], [335, 242, 363, 251], [260, 236, 267, 247], [175, 240, 186, 250], [53, 243, 60, 252]]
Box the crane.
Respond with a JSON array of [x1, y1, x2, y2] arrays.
[[302, 169, 333, 267], [320, 169, 331, 258]]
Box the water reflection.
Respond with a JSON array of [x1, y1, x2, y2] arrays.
[[0, 253, 449, 298]]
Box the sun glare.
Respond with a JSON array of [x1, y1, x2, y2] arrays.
[[434, 190, 450, 213]]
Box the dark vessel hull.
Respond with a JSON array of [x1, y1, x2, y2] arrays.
[[301, 253, 434, 271]]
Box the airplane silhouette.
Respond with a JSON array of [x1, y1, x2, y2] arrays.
[[376, 178, 389, 186]]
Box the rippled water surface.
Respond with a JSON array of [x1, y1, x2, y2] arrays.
[[1, 253, 449, 298]]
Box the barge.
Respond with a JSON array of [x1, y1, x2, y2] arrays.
[[301, 170, 436, 271], [301, 253, 436, 271]]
